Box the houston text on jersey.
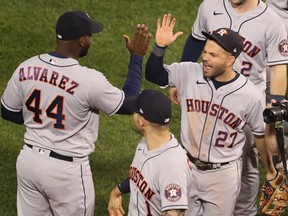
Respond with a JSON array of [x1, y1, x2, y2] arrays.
[[130, 166, 156, 200], [186, 98, 242, 129]]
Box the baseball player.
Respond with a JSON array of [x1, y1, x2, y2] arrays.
[[0, 11, 151, 216], [145, 14, 274, 216], [108, 89, 193, 216], [169, 0, 288, 215]]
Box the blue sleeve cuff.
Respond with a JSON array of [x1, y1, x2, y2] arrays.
[[153, 44, 167, 57], [117, 178, 130, 194], [270, 94, 285, 102]]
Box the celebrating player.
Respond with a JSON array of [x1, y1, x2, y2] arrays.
[[169, 0, 288, 215], [1, 11, 151, 216], [145, 14, 275, 216], [108, 89, 193, 216]]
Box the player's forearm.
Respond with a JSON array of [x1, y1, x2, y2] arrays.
[[181, 34, 205, 62], [162, 209, 185, 216], [255, 135, 277, 179], [122, 55, 143, 97], [1, 103, 24, 125], [265, 123, 280, 156], [269, 64, 287, 96], [145, 45, 169, 86]]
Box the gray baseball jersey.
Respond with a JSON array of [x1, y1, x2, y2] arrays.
[[1, 53, 124, 157], [192, 0, 288, 95], [267, 0, 288, 34], [128, 134, 193, 215], [166, 62, 265, 163]]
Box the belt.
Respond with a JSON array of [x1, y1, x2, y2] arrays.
[[26, 144, 73, 162], [187, 153, 229, 171]]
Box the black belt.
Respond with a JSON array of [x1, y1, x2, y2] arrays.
[[187, 153, 229, 171], [26, 144, 73, 162]]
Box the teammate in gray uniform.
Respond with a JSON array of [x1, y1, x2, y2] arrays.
[[145, 14, 276, 216], [266, 0, 288, 147], [169, 0, 288, 215], [0, 11, 151, 216], [108, 89, 193, 216]]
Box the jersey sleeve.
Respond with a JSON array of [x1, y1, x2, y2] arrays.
[[87, 72, 124, 116], [245, 89, 266, 136], [158, 166, 189, 212], [191, 0, 208, 41], [1, 66, 23, 111], [166, 62, 200, 93], [266, 22, 288, 66]]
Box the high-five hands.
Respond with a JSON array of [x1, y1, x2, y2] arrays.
[[156, 14, 183, 47], [124, 24, 152, 57]]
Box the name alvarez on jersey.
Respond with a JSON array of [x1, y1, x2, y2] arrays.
[[18, 66, 79, 95], [186, 98, 242, 129]]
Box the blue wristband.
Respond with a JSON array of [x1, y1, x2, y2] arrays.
[[117, 178, 130, 194], [270, 94, 285, 102]]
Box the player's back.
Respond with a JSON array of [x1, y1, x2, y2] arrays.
[[6, 53, 124, 157]]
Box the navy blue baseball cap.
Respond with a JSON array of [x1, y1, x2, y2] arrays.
[[202, 28, 243, 58], [131, 90, 172, 125], [56, 11, 103, 40]]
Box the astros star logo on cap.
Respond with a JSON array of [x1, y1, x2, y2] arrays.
[[217, 29, 228, 37]]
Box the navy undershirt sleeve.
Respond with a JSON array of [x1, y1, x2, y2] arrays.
[[1, 104, 24, 125], [117, 55, 143, 114], [122, 55, 143, 97], [181, 34, 206, 62], [145, 46, 169, 86]]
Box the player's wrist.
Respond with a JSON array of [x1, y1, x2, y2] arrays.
[[111, 186, 122, 197], [153, 44, 167, 57], [117, 178, 130, 194]]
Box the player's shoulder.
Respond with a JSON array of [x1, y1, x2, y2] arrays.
[[258, 1, 283, 22], [239, 75, 263, 98], [164, 137, 188, 161], [18, 54, 42, 66]]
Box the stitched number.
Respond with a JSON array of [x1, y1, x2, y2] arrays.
[[145, 201, 153, 216], [25, 89, 65, 129], [240, 61, 252, 77], [46, 95, 65, 129], [215, 131, 238, 148], [25, 89, 42, 123], [215, 131, 227, 147], [227, 132, 237, 148]]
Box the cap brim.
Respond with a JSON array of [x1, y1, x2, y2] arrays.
[[202, 31, 230, 53], [91, 21, 103, 34]]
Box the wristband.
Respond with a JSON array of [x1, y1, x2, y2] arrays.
[[117, 178, 130, 194]]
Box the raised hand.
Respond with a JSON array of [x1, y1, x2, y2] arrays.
[[156, 14, 183, 47], [123, 24, 152, 56]]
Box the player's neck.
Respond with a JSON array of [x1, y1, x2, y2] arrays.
[[145, 131, 171, 151], [214, 69, 237, 82], [230, 0, 259, 14]]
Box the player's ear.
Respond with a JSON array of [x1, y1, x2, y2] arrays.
[[226, 55, 235, 67], [139, 116, 147, 127], [79, 37, 85, 47]]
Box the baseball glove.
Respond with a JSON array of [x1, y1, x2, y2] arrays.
[[258, 170, 288, 215]]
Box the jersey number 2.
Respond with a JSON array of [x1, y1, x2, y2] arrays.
[[25, 89, 65, 129]]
